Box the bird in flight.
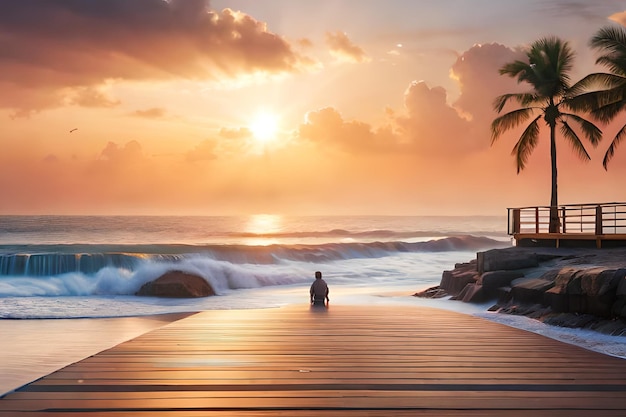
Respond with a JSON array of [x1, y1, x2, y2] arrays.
[[69, 128, 78, 133]]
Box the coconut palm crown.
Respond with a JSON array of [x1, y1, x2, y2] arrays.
[[491, 36, 602, 233], [569, 26, 626, 169]]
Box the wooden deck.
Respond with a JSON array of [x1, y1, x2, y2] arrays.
[[508, 203, 626, 248], [2, 305, 626, 416], [513, 232, 626, 248]]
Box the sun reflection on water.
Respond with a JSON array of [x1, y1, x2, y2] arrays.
[[244, 214, 283, 246]]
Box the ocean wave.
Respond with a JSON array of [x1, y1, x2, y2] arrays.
[[0, 235, 508, 276], [0, 235, 509, 299]]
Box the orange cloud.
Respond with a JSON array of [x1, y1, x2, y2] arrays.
[[186, 140, 218, 163], [298, 107, 398, 153], [0, 0, 313, 113], [395, 81, 477, 155], [130, 108, 168, 119], [450, 43, 524, 124], [609, 11, 626, 26], [68, 86, 121, 108], [325, 31, 370, 63]]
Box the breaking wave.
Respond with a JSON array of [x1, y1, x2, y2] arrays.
[[0, 235, 509, 299]]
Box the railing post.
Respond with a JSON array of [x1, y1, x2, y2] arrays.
[[596, 205, 603, 235], [561, 207, 566, 233], [535, 207, 539, 233], [512, 209, 521, 234]]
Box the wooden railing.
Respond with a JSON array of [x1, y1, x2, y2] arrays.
[[507, 202, 626, 235]]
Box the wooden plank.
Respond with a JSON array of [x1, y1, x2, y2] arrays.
[[2, 305, 626, 415]]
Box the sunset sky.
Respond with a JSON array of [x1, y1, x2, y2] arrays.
[[2, 0, 626, 216]]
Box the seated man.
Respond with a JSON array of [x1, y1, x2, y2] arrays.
[[310, 271, 329, 306]]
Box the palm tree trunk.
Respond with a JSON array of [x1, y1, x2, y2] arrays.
[[549, 124, 559, 233]]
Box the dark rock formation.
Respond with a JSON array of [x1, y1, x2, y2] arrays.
[[479, 270, 525, 298], [136, 270, 215, 298], [477, 248, 539, 274], [415, 246, 626, 335], [439, 260, 479, 296]]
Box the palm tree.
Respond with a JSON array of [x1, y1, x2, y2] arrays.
[[570, 26, 626, 169], [491, 37, 602, 233]]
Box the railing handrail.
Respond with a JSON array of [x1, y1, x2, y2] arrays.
[[507, 202, 626, 210], [507, 202, 626, 236]]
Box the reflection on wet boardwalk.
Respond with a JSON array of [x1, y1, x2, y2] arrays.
[[2, 305, 626, 416]]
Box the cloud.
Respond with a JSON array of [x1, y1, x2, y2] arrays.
[[609, 11, 626, 26], [219, 127, 252, 140], [96, 141, 144, 165], [0, 0, 313, 113], [186, 139, 217, 163], [450, 43, 524, 124], [538, 1, 623, 23], [387, 43, 523, 157], [130, 107, 168, 119], [298, 107, 398, 153], [67, 86, 121, 108], [325, 31, 370, 63], [395, 81, 477, 155], [297, 43, 523, 158]]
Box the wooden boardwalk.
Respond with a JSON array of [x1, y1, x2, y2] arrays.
[[2, 305, 626, 416]]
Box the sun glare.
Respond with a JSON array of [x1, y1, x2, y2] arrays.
[[249, 111, 280, 143], [244, 214, 283, 245]]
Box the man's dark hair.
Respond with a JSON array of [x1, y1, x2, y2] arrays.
[[315, 271, 322, 279]]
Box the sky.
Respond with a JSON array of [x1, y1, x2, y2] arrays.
[[1, 0, 626, 216]]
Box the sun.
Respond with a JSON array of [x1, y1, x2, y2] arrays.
[[249, 110, 280, 143]]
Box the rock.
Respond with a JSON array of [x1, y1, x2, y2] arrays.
[[479, 270, 525, 299], [510, 277, 554, 304], [427, 247, 626, 333], [440, 261, 479, 296], [617, 270, 626, 296], [414, 286, 448, 299], [477, 248, 538, 274], [136, 270, 215, 298], [580, 268, 619, 296], [451, 283, 484, 303]]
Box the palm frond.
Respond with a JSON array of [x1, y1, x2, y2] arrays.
[[491, 108, 535, 143], [511, 115, 541, 173], [591, 95, 626, 123], [492, 93, 540, 113], [560, 113, 602, 147], [568, 73, 625, 96], [499, 60, 531, 78], [596, 56, 626, 77], [559, 121, 591, 161], [591, 26, 626, 55], [565, 91, 602, 113], [603, 124, 626, 169], [591, 26, 626, 77]]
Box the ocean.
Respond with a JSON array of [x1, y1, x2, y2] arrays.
[[0, 214, 510, 319], [1, 214, 625, 396]]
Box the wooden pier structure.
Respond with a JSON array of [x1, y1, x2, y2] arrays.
[[2, 305, 626, 416], [509, 202, 626, 248]]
